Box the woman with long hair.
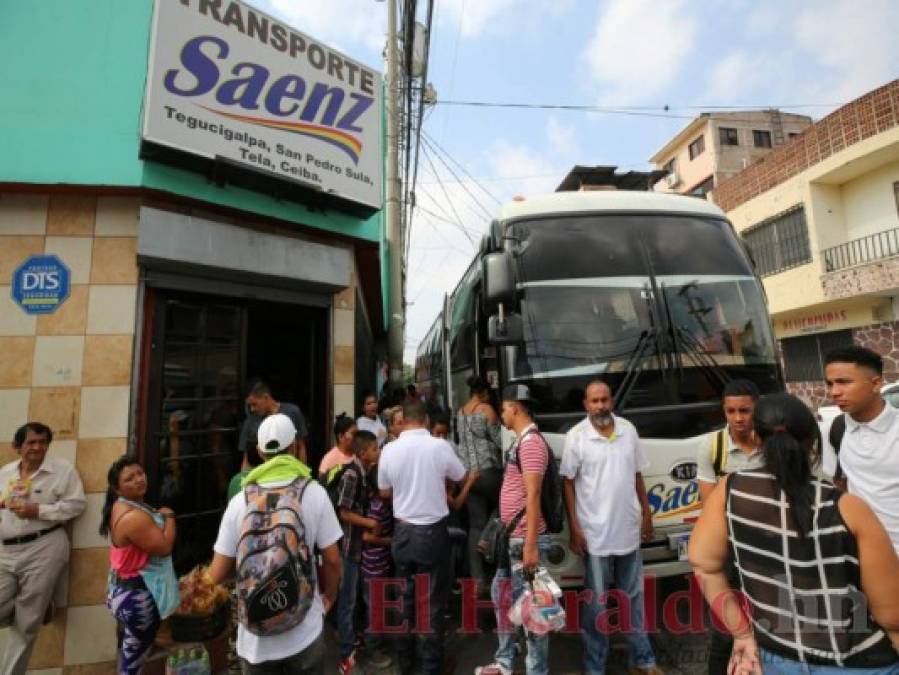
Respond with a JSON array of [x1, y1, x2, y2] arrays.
[[689, 393, 899, 674], [100, 455, 179, 675], [456, 375, 504, 595]]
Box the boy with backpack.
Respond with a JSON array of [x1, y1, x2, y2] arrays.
[[208, 413, 343, 675], [694, 379, 761, 675], [331, 430, 382, 674]]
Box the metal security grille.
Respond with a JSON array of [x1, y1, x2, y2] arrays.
[[781, 329, 853, 382], [743, 207, 811, 277]]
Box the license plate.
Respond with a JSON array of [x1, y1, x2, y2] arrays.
[[676, 534, 690, 561]]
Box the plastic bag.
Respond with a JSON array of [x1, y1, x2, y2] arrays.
[[508, 565, 566, 635]]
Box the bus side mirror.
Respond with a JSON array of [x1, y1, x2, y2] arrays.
[[482, 252, 516, 313], [488, 312, 524, 345]]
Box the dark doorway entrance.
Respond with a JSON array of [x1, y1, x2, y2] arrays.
[[142, 287, 328, 573]]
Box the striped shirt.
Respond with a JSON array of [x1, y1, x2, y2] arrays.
[[361, 493, 393, 578], [499, 424, 547, 538], [726, 471, 897, 668]]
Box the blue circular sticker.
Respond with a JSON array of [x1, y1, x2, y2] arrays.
[[11, 255, 71, 315]]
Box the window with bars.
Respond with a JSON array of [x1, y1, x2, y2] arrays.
[[719, 127, 739, 146], [781, 330, 853, 382], [753, 130, 772, 148], [688, 135, 705, 160], [742, 207, 811, 276]]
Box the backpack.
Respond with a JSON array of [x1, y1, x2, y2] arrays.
[[236, 477, 315, 636], [711, 428, 728, 477], [828, 414, 847, 483], [513, 428, 564, 534], [321, 460, 367, 515]]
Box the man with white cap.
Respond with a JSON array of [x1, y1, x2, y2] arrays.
[[210, 414, 342, 675]]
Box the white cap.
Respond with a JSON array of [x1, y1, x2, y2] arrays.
[[257, 413, 297, 455]]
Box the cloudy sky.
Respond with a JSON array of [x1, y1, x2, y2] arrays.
[[257, 0, 899, 362]]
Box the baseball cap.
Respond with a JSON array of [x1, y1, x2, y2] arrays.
[[257, 413, 297, 455], [502, 383, 532, 403]]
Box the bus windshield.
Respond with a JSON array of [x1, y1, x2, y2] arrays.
[[505, 214, 779, 426]]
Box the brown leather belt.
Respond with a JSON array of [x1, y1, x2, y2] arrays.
[[1, 524, 61, 546]]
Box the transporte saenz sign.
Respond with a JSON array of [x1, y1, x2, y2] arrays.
[[142, 0, 383, 210], [12, 255, 71, 315]]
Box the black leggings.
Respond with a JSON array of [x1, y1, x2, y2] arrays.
[[465, 467, 503, 586]]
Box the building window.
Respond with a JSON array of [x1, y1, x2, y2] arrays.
[[690, 175, 714, 198], [688, 135, 705, 160], [663, 158, 676, 176], [788, 132, 800, 141], [753, 130, 772, 148], [742, 206, 811, 277], [781, 330, 853, 382], [719, 127, 739, 146]]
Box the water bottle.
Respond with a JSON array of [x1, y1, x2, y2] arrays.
[[199, 651, 211, 675], [176, 648, 189, 675], [165, 654, 178, 675]]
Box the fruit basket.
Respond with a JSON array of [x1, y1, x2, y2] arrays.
[[170, 566, 231, 642]]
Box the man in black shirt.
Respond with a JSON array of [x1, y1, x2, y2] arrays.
[[238, 380, 309, 468]]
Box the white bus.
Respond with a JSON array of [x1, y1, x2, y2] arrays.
[[416, 189, 783, 585]]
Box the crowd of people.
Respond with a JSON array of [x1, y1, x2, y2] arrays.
[[1, 346, 899, 674]]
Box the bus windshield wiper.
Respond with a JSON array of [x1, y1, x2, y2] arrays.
[[613, 328, 655, 411], [674, 326, 730, 389]]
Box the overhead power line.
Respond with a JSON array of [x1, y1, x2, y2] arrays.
[[419, 145, 476, 246], [434, 99, 839, 114], [422, 131, 503, 205], [421, 136, 494, 220]]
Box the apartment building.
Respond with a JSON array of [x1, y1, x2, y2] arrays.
[[714, 80, 899, 407], [650, 110, 813, 198]]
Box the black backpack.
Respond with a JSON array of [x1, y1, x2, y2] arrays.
[[828, 414, 847, 483], [321, 461, 367, 514], [513, 428, 564, 534]]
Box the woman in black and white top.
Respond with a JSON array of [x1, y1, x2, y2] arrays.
[[689, 393, 899, 675]]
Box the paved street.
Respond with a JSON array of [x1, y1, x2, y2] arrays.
[[323, 576, 710, 674]]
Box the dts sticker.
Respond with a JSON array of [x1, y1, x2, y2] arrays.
[[11, 255, 70, 315]]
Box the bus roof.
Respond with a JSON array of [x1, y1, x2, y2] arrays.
[[496, 190, 726, 223]]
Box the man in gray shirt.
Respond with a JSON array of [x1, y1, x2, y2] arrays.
[[239, 381, 309, 468]]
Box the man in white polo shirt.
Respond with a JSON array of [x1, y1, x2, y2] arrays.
[[823, 346, 899, 552], [378, 399, 465, 675], [561, 380, 662, 675]]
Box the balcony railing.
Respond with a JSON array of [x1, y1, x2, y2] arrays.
[[822, 226, 899, 272]]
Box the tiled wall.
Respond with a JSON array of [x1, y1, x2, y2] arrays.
[[333, 278, 356, 424], [0, 192, 139, 672]]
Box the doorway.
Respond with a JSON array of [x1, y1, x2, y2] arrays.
[[141, 287, 329, 573]]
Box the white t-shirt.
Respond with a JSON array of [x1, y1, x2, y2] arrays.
[[822, 404, 899, 553], [213, 477, 342, 664], [378, 428, 465, 524], [560, 415, 650, 556], [356, 415, 388, 447]]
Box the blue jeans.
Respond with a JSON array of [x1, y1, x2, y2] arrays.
[[491, 536, 552, 675], [582, 550, 656, 673], [337, 555, 361, 659], [760, 650, 899, 675]]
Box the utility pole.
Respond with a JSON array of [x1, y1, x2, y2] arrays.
[[385, 0, 405, 389]]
